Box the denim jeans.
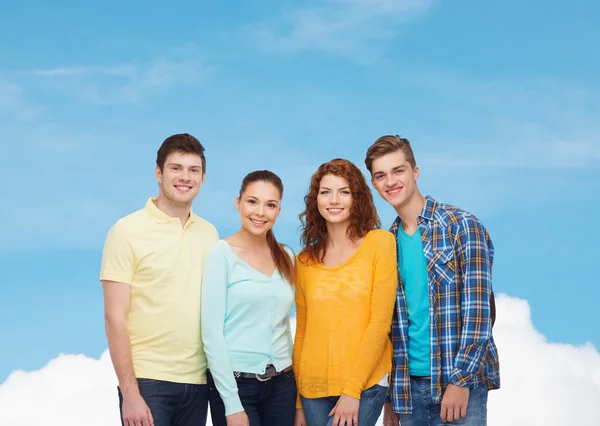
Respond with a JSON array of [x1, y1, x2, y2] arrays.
[[300, 384, 387, 426], [118, 378, 209, 426], [398, 377, 488, 426], [207, 369, 297, 426]]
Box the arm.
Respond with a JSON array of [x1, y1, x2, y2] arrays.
[[449, 216, 494, 387], [100, 224, 153, 425], [201, 244, 244, 417], [292, 258, 307, 409], [342, 232, 399, 398], [102, 281, 137, 394]]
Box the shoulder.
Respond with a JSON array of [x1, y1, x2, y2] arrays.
[[365, 229, 396, 246], [207, 239, 230, 256], [106, 208, 148, 240], [296, 250, 312, 269], [433, 201, 485, 230], [192, 215, 219, 238], [281, 244, 296, 264]]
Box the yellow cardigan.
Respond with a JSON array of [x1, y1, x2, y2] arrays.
[[293, 229, 398, 407]]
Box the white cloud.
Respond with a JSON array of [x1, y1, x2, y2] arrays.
[[1, 295, 599, 425], [244, 0, 433, 57]]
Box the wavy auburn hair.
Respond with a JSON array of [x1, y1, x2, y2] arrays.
[[298, 158, 380, 264]]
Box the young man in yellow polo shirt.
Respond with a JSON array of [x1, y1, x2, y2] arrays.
[[100, 133, 219, 426]]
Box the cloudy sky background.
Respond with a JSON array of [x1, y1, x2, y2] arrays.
[[1, 0, 599, 424]]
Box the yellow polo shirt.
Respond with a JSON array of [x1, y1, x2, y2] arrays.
[[100, 198, 219, 384]]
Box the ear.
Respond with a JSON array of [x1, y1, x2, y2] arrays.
[[155, 165, 162, 183], [370, 177, 375, 187], [235, 197, 241, 212], [414, 166, 420, 180], [200, 171, 206, 185]]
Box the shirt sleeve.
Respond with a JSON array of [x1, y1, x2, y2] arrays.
[[449, 216, 494, 387], [99, 222, 135, 284], [292, 256, 307, 409], [201, 243, 244, 416], [343, 232, 399, 398]]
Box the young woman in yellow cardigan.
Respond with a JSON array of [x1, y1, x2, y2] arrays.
[[293, 158, 398, 426]]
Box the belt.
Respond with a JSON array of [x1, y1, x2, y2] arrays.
[[233, 364, 293, 382]]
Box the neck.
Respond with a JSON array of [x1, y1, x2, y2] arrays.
[[155, 194, 192, 227], [325, 221, 352, 248], [236, 226, 269, 249], [395, 192, 426, 232]]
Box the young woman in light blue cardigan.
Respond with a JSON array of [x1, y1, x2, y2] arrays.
[[201, 170, 296, 426]]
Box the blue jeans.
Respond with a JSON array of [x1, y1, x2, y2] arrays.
[[207, 369, 297, 426], [118, 378, 208, 426], [300, 384, 387, 426], [399, 377, 488, 426]]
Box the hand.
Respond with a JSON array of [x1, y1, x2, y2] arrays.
[[440, 384, 469, 423], [226, 411, 250, 426], [294, 408, 307, 426], [121, 391, 154, 426], [328, 393, 359, 426], [382, 402, 399, 426]]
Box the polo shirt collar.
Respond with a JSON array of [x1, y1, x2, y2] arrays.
[[144, 197, 197, 225]]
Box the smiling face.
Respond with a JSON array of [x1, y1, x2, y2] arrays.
[[155, 151, 205, 207], [370, 149, 419, 210], [236, 180, 282, 237], [317, 174, 353, 226]]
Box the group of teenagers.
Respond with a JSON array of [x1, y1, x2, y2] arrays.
[[100, 133, 500, 426]]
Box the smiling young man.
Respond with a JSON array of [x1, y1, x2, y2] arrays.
[[365, 135, 499, 426], [100, 133, 219, 426]]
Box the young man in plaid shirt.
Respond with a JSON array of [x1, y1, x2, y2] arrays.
[[365, 135, 500, 426]]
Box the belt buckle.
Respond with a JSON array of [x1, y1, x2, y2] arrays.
[[255, 365, 274, 382]]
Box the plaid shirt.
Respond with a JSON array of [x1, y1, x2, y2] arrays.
[[388, 196, 500, 414]]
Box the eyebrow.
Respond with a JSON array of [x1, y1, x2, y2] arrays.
[[246, 196, 279, 203], [320, 186, 350, 190], [166, 163, 202, 169], [374, 166, 405, 175]]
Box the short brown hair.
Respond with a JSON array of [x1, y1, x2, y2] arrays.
[[365, 135, 416, 173], [156, 133, 206, 173]]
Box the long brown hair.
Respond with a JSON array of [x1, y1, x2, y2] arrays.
[[239, 170, 295, 286], [298, 158, 380, 264]]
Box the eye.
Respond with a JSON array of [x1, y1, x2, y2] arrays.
[[375, 175, 384, 180], [395, 169, 404, 175], [341, 190, 351, 195], [247, 199, 257, 204], [267, 203, 277, 208], [319, 190, 330, 195], [171, 166, 180, 171], [191, 169, 200, 174]]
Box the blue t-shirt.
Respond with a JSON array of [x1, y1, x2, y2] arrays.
[[397, 226, 431, 376]]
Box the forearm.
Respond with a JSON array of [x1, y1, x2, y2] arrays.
[[292, 304, 306, 408], [105, 317, 138, 396]]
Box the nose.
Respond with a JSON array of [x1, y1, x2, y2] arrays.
[[180, 170, 192, 181], [330, 192, 340, 204], [385, 174, 395, 187], [256, 204, 266, 216]]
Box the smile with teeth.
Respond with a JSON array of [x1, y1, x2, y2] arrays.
[[250, 218, 267, 226], [174, 185, 192, 192], [386, 187, 402, 196], [327, 208, 344, 214]]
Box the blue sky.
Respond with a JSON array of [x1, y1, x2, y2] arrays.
[[1, 0, 599, 382]]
